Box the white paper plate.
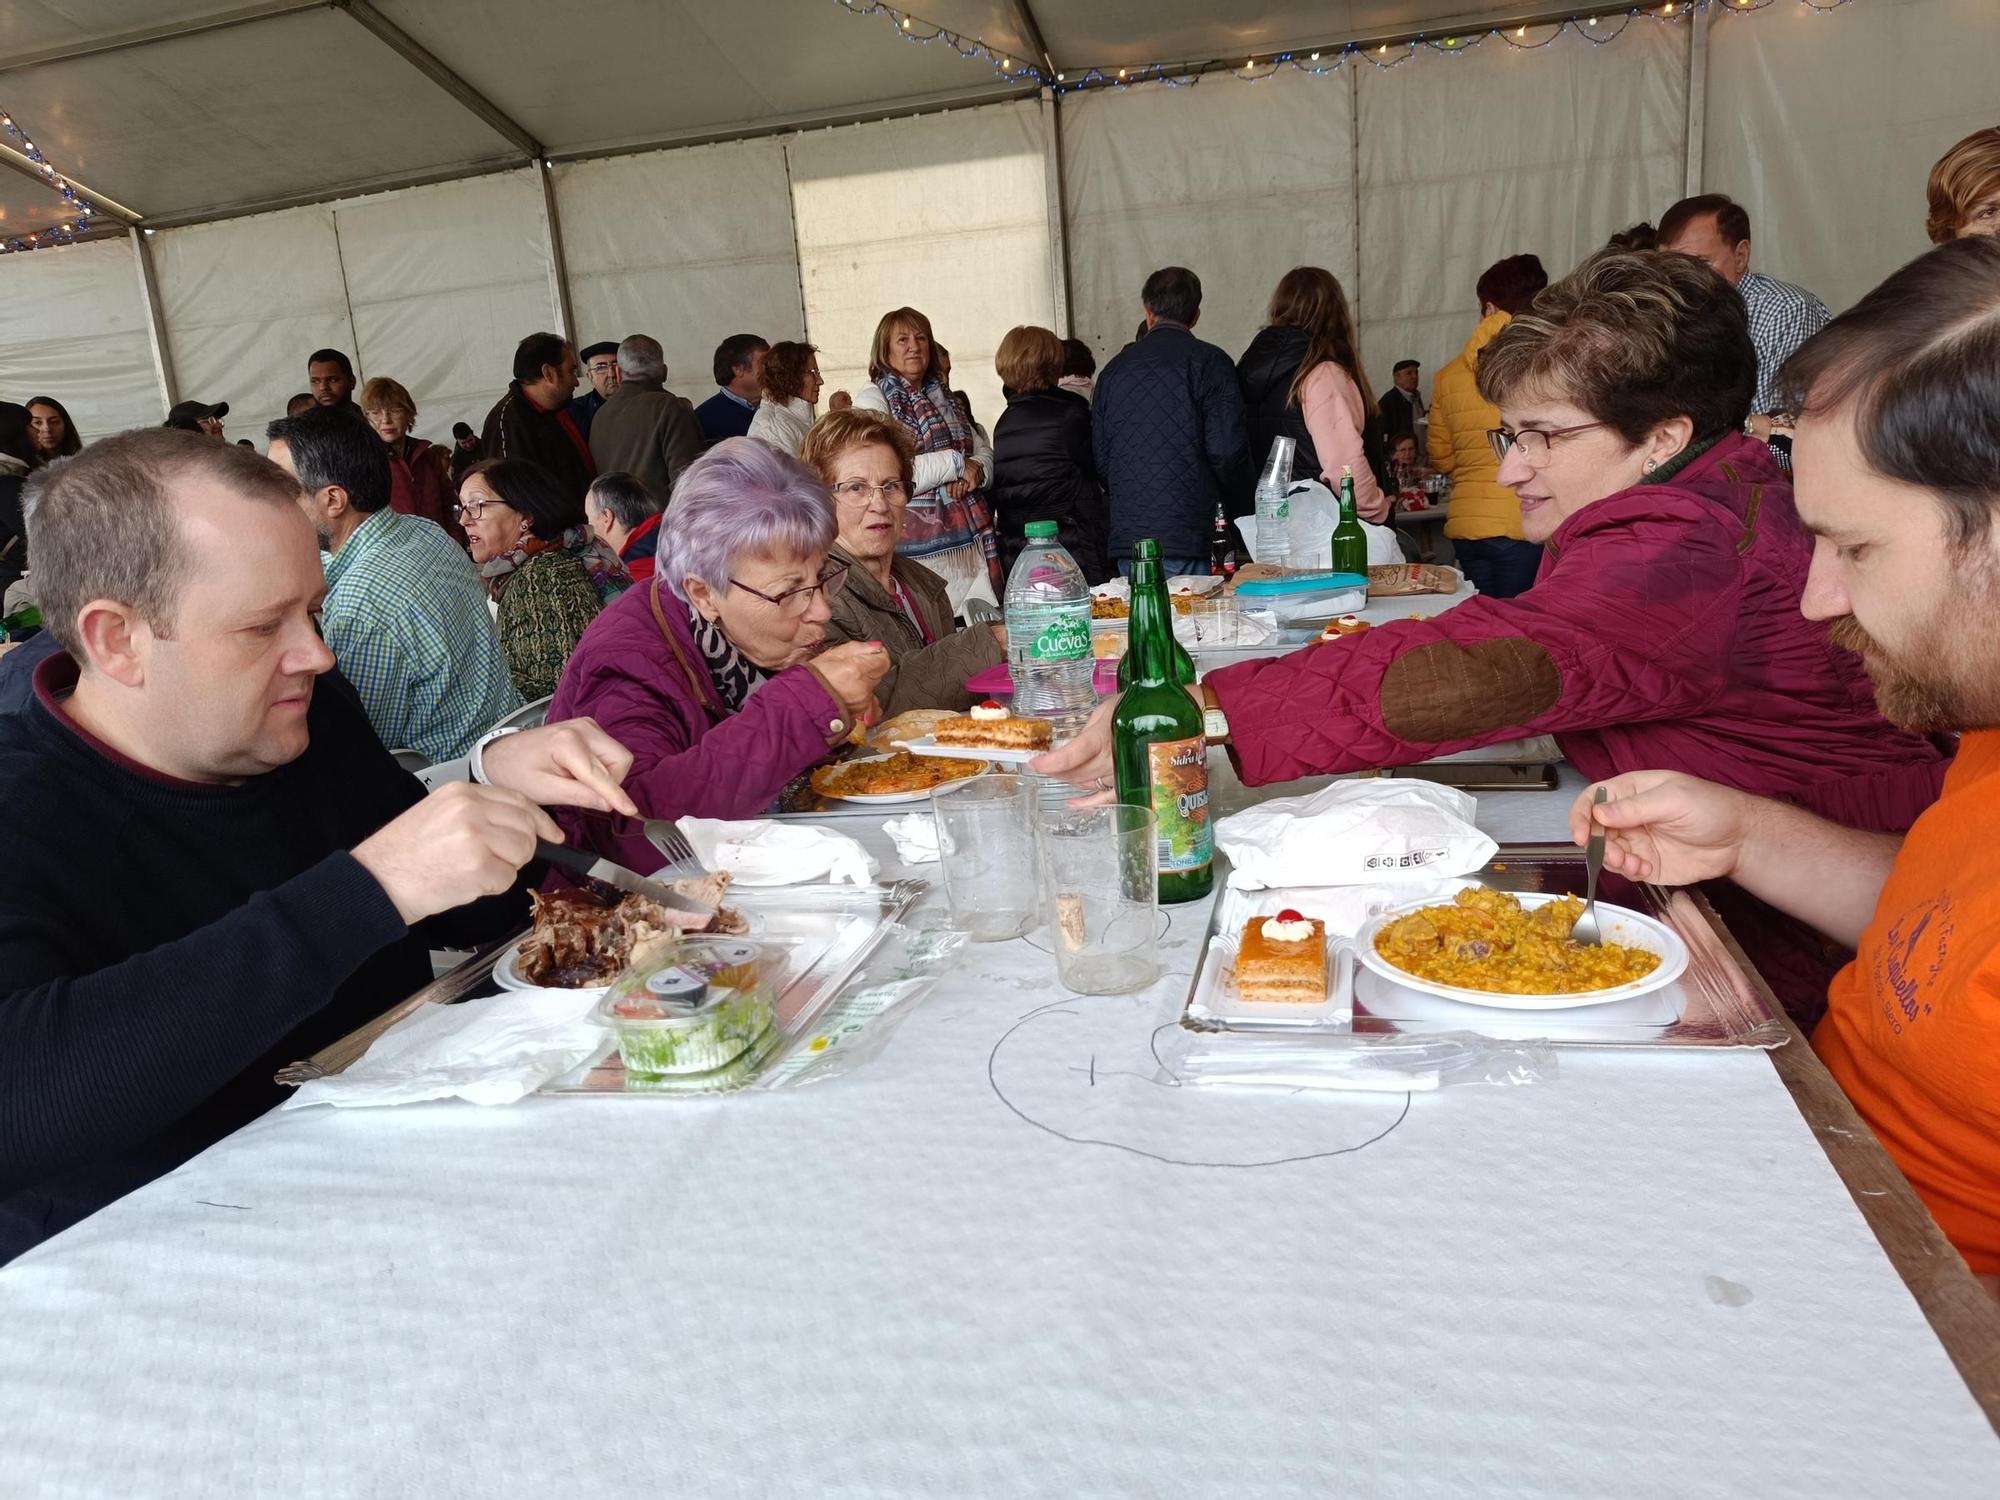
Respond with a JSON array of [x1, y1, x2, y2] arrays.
[[1353, 892, 1689, 1011], [491, 941, 611, 997], [1186, 884, 1375, 1032], [891, 733, 1046, 766], [811, 753, 991, 804]]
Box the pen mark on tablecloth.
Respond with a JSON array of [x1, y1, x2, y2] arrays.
[[986, 997, 1411, 1168], [194, 1200, 251, 1211]]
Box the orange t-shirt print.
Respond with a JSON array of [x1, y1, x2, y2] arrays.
[[1815, 730, 2000, 1275]]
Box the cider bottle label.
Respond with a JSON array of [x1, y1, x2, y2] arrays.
[[1146, 735, 1212, 876]]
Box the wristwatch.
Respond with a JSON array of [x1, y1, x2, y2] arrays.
[[467, 725, 521, 784], [1198, 682, 1231, 746]]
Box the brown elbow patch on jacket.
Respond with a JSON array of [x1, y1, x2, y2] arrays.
[[1379, 636, 1562, 742]]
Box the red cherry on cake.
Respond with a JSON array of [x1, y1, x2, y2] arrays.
[[1276, 908, 1304, 923], [976, 699, 1003, 710]]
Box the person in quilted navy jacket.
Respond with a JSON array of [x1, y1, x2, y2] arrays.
[[1092, 267, 1249, 574]]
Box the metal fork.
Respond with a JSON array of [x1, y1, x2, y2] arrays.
[[1571, 786, 1607, 947], [643, 819, 709, 879]]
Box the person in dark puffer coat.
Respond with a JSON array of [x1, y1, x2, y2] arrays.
[[989, 325, 1110, 583]]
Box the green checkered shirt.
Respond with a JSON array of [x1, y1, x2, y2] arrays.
[[321, 510, 523, 761]]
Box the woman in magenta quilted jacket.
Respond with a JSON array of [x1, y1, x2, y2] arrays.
[[546, 439, 888, 875]]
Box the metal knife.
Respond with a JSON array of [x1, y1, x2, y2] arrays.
[[534, 840, 716, 916]]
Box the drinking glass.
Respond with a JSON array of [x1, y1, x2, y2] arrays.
[[932, 773, 1039, 941], [1037, 803, 1160, 994]]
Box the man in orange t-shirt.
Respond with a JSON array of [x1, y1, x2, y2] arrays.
[[1572, 236, 2000, 1278]]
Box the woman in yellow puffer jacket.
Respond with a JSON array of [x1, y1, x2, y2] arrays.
[[1427, 254, 1549, 597]]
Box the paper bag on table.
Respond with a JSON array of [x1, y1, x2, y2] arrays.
[[1211, 780, 1497, 890]]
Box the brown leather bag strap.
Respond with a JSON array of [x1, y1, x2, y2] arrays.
[[648, 575, 725, 715]]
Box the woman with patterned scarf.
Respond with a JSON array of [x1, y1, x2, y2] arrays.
[[545, 438, 892, 876], [851, 306, 1002, 617], [457, 457, 631, 701]]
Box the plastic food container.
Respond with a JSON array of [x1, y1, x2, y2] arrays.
[[1231, 570, 1369, 624], [595, 937, 784, 1077]]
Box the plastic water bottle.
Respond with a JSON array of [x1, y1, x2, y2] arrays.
[[1004, 520, 1096, 734], [1254, 436, 1296, 568]]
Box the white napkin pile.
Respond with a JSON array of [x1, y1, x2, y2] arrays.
[[1212, 780, 1497, 890], [678, 816, 878, 885], [882, 812, 940, 865], [285, 988, 611, 1109]]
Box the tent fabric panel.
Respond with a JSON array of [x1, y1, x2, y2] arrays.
[[1701, 0, 1995, 319], [787, 98, 1057, 432], [1060, 66, 1359, 381], [1354, 23, 1688, 396], [556, 138, 807, 411], [0, 236, 159, 441], [334, 168, 558, 447]]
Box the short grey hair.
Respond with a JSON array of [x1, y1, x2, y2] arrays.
[[27, 428, 304, 660], [657, 437, 836, 603], [586, 470, 660, 531], [617, 334, 666, 383]]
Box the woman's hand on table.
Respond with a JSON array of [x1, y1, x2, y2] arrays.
[[356, 782, 563, 925], [1570, 770, 1752, 886], [811, 640, 891, 729], [1030, 698, 1118, 806], [479, 718, 638, 817]]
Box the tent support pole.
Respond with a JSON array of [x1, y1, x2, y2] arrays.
[[1683, 5, 1709, 197], [1348, 65, 1364, 345], [0, 1, 320, 75], [535, 163, 578, 344], [129, 227, 178, 411], [1040, 88, 1073, 338], [335, 0, 543, 159]]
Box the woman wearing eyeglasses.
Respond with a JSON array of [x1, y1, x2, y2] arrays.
[[1041, 252, 1952, 1019], [545, 437, 890, 873], [803, 410, 1006, 715], [458, 457, 631, 700]]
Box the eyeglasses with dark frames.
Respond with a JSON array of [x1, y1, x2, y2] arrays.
[[1487, 421, 1612, 467], [730, 562, 849, 617]]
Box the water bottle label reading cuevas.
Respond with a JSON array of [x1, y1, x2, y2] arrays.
[[1146, 735, 1212, 875], [1028, 608, 1092, 663]]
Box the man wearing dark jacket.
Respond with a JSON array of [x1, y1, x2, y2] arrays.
[[479, 332, 597, 506], [567, 341, 622, 440], [1092, 267, 1248, 574], [589, 334, 703, 507], [0, 429, 636, 1262]]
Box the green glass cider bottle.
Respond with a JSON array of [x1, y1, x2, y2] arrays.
[[1112, 539, 1214, 904], [1330, 465, 1369, 576]]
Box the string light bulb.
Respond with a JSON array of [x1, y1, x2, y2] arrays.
[[900, 15, 910, 29], [1517, 25, 1528, 37], [1309, 51, 1320, 61], [1588, 14, 1599, 23]]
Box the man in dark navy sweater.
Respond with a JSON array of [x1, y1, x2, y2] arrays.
[[0, 430, 638, 1262]]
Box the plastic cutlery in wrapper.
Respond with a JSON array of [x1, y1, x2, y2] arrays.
[[1211, 780, 1497, 890], [676, 817, 879, 886], [1158, 1028, 1557, 1093]]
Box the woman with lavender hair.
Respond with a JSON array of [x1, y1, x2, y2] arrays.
[[546, 438, 890, 873]]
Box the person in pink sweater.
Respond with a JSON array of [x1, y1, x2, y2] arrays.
[[1236, 266, 1390, 520]]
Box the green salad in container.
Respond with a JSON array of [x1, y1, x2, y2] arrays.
[[594, 937, 783, 1078]]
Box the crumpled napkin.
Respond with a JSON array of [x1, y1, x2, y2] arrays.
[[284, 987, 612, 1109], [1212, 780, 1497, 890], [678, 816, 879, 886], [883, 812, 940, 865]]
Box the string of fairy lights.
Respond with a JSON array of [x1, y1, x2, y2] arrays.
[[2, 0, 1864, 254], [829, 0, 1861, 91]]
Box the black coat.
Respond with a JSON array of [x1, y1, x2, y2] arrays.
[[990, 387, 1110, 583], [0, 471, 26, 607], [1237, 326, 1395, 495], [1093, 323, 1249, 562]]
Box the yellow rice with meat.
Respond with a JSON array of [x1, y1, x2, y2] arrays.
[[1374, 888, 1661, 995]]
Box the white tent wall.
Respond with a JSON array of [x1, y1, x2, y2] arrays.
[[1060, 66, 1360, 379], [0, 238, 158, 442], [332, 170, 558, 448], [786, 98, 1058, 434], [149, 206, 356, 449], [1355, 22, 1690, 395], [1701, 0, 1996, 319], [556, 139, 808, 405]]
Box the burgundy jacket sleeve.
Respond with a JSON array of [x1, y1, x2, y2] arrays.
[[1207, 497, 1745, 785]]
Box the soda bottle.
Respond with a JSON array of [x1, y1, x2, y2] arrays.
[[1003, 521, 1095, 736], [1208, 499, 1239, 580], [1330, 466, 1369, 576], [1252, 436, 1295, 568], [1113, 539, 1213, 905]]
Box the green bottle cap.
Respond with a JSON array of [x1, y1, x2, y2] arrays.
[[1133, 538, 1161, 560], [1024, 520, 1059, 538]]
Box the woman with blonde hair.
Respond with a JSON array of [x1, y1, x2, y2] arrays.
[[851, 306, 1000, 614], [989, 324, 1108, 579], [1236, 266, 1390, 524], [359, 375, 462, 544], [1926, 126, 2000, 243]]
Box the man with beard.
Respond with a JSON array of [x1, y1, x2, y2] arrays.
[[1575, 236, 2000, 1284]]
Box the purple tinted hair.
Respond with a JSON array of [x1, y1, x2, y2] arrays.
[[657, 436, 837, 602]]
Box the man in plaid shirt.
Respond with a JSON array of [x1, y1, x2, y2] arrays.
[[1661, 193, 1831, 432], [268, 406, 522, 762]]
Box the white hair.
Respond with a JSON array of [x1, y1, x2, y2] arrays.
[[617, 334, 666, 383]]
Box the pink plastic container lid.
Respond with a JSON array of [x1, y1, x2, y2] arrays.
[[965, 660, 1121, 697]]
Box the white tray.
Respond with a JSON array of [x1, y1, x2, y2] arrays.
[[1184, 883, 1369, 1032]]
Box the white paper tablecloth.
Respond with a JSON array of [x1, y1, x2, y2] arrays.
[[2, 789, 1996, 1498]]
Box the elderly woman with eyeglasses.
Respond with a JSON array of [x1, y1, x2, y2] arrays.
[[1039, 251, 1953, 1018], [545, 437, 890, 873], [802, 409, 1006, 715]]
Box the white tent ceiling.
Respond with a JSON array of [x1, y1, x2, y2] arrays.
[[0, 0, 1553, 232]]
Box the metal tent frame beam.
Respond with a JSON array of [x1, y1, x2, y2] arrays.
[[0, 1, 324, 76]]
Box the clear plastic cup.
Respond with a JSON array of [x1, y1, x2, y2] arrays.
[[932, 773, 1039, 940], [1038, 803, 1161, 994]]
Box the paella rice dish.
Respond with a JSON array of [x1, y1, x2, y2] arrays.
[[1374, 887, 1661, 995], [811, 751, 987, 799]]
